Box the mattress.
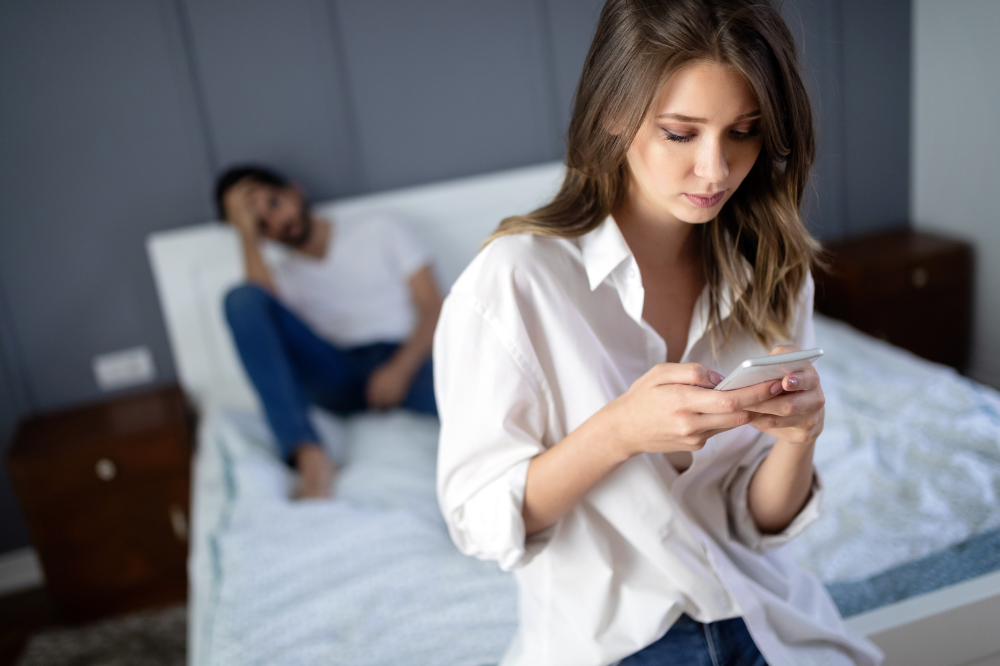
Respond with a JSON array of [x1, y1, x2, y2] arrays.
[[189, 315, 1000, 665]]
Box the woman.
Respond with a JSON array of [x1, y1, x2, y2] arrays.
[[435, 1, 883, 664]]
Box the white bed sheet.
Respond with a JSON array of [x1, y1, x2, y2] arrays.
[[189, 315, 1000, 665], [788, 316, 1000, 582], [190, 409, 516, 666]]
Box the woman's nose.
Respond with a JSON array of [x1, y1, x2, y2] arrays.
[[693, 139, 729, 185]]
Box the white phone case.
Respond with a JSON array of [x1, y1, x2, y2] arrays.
[[714, 348, 824, 391]]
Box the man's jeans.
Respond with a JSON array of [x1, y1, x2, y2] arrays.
[[619, 614, 767, 666], [224, 284, 436, 463]]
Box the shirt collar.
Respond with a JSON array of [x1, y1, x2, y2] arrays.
[[578, 214, 742, 345], [578, 215, 633, 292]]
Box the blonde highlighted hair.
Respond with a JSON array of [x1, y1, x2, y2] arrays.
[[487, 0, 820, 347]]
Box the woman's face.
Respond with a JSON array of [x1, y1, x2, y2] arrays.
[[624, 60, 763, 225]]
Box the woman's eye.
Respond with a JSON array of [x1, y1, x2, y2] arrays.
[[731, 127, 761, 141], [663, 129, 693, 143]]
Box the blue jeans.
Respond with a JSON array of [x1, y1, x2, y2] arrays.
[[619, 614, 767, 666], [224, 284, 436, 463]]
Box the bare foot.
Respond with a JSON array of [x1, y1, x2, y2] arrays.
[[295, 444, 336, 499]]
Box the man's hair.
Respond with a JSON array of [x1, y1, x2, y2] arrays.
[[214, 164, 291, 221]]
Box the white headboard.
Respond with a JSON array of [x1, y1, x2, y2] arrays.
[[147, 161, 565, 412]]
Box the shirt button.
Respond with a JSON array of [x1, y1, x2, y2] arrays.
[[629, 269, 637, 279]]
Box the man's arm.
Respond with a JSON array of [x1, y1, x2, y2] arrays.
[[393, 265, 442, 374], [224, 182, 277, 293], [366, 265, 442, 408]]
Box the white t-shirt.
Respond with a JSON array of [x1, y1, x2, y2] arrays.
[[434, 216, 883, 666], [270, 207, 430, 348]]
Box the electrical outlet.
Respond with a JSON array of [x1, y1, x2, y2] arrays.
[[92, 346, 156, 391]]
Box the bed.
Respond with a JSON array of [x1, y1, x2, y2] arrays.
[[147, 162, 1000, 666]]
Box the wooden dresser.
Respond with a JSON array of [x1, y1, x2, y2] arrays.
[[815, 228, 974, 371], [6, 385, 192, 621]]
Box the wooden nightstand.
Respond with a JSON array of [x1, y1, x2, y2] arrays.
[[815, 228, 974, 371], [6, 385, 193, 621]]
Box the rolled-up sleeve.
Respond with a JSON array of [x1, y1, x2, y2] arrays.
[[434, 291, 550, 570], [724, 439, 825, 554], [724, 271, 824, 553]]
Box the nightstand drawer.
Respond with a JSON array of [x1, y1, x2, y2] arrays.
[[8, 430, 190, 509], [7, 385, 194, 620], [816, 228, 973, 371], [860, 250, 970, 302], [851, 292, 971, 369], [28, 475, 189, 598]]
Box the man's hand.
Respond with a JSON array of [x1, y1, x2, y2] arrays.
[[365, 361, 413, 409], [225, 179, 278, 292], [223, 181, 260, 238]]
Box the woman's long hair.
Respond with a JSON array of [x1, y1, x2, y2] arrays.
[[487, 0, 819, 347]]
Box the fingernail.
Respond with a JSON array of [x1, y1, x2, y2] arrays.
[[770, 381, 783, 395], [710, 371, 724, 386], [787, 376, 799, 389]]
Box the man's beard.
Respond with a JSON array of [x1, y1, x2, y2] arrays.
[[282, 210, 313, 248]]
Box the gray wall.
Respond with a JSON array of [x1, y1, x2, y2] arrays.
[[0, 0, 910, 554], [912, 0, 1000, 389], [783, 0, 911, 239]]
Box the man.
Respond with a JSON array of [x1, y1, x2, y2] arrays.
[[216, 165, 441, 498]]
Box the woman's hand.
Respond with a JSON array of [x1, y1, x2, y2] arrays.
[[521, 361, 780, 535], [745, 345, 825, 445], [605, 362, 783, 459]]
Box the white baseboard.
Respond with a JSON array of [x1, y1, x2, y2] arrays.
[[0, 547, 44, 596]]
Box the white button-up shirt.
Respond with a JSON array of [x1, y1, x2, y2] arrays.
[[434, 216, 883, 666]]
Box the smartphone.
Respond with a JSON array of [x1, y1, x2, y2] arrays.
[[714, 348, 824, 391]]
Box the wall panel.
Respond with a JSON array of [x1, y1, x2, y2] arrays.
[[840, 0, 911, 235], [542, 0, 606, 136], [781, 0, 849, 239], [183, 0, 365, 200], [333, 0, 562, 191], [0, 0, 214, 411]]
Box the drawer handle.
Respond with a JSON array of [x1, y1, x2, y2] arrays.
[[169, 504, 188, 541], [912, 267, 929, 288], [94, 458, 117, 481]]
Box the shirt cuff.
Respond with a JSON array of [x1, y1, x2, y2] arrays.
[[447, 458, 550, 571], [726, 446, 825, 554]]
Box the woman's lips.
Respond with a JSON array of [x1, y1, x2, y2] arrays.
[[684, 191, 726, 208]]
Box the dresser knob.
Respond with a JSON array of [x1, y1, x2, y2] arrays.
[[911, 267, 929, 288], [94, 458, 117, 481], [169, 504, 188, 541]]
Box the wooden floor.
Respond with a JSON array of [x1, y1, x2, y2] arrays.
[[0, 587, 58, 666]]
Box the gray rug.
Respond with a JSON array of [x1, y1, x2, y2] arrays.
[[16, 604, 186, 666]]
